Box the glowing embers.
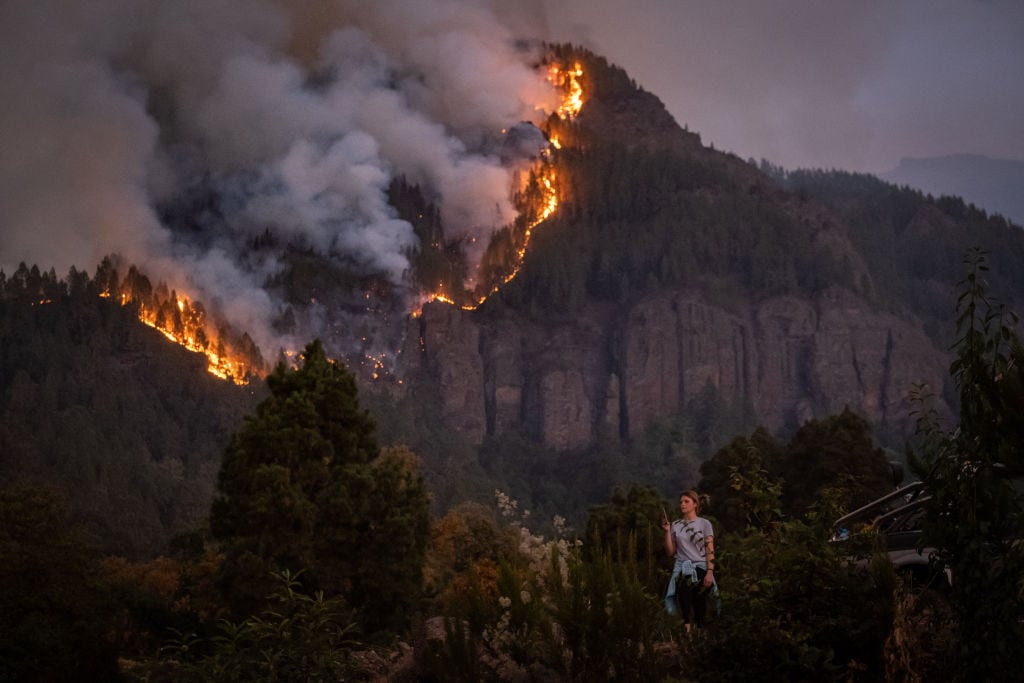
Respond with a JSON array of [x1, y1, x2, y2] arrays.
[[417, 60, 583, 314], [101, 285, 261, 385], [504, 164, 558, 283], [412, 288, 476, 314]]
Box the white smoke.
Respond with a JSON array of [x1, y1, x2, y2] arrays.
[[0, 0, 558, 357]]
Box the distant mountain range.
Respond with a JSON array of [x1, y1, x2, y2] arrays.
[[881, 154, 1024, 228]]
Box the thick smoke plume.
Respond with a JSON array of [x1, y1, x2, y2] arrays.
[[0, 0, 558, 361]]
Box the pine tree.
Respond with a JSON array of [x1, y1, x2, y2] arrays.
[[210, 340, 431, 634]]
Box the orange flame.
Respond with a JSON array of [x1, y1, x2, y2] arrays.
[[417, 60, 582, 314], [102, 284, 264, 385], [549, 62, 584, 119], [92, 61, 585, 379]]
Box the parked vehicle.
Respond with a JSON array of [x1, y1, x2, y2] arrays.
[[832, 480, 951, 591], [834, 464, 1022, 591]]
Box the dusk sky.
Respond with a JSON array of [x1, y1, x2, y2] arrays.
[[3, 0, 1021, 351], [542, 0, 1024, 174]]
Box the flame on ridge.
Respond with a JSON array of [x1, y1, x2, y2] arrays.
[[100, 284, 262, 385], [417, 60, 583, 315], [549, 62, 584, 119], [98, 59, 586, 382]]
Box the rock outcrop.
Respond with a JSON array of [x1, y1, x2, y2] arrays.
[[400, 287, 949, 450]]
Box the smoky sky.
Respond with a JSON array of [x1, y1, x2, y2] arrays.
[[0, 0, 558, 355], [4, 0, 1021, 359], [546, 0, 1024, 173]]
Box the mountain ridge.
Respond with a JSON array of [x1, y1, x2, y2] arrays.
[[395, 46, 1022, 454], [881, 153, 1024, 228], [5, 45, 1024, 554]]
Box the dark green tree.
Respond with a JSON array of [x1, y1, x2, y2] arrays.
[[210, 340, 431, 634], [909, 249, 1024, 678], [778, 408, 895, 517], [698, 426, 784, 534], [0, 485, 120, 681]]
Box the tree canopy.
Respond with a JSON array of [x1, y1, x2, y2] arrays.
[[0, 261, 256, 557], [0, 485, 120, 680], [697, 410, 894, 528], [778, 408, 896, 516], [210, 340, 431, 634]]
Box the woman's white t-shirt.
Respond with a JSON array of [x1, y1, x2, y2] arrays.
[[671, 517, 713, 564]]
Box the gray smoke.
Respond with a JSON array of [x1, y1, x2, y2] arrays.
[[0, 0, 559, 358]]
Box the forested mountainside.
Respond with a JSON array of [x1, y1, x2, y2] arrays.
[[395, 46, 1024, 460], [768, 164, 1024, 340], [494, 48, 1024, 332], [0, 265, 260, 557], [881, 153, 1024, 229], [4, 45, 1024, 556]]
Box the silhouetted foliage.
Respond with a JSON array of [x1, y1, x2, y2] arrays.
[[909, 249, 1024, 679], [0, 263, 257, 557], [0, 485, 120, 681], [778, 408, 896, 517], [140, 570, 362, 682], [583, 483, 666, 586], [690, 508, 896, 680], [698, 427, 784, 534], [210, 340, 431, 635], [697, 409, 893, 528]]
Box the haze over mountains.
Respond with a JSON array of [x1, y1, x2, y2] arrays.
[[881, 154, 1024, 228], [3, 18, 1024, 557], [0, 0, 563, 367]]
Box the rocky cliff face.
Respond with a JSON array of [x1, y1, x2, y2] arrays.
[[400, 287, 948, 450]]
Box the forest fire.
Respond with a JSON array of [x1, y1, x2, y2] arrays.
[[99, 274, 264, 385], [136, 301, 248, 384], [498, 166, 558, 283], [100, 58, 585, 381], [416, 59, 583, 314], [549, 62, 584, 119]]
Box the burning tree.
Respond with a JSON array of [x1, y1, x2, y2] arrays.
[[210, 340, 431, 634], [94, 257, 266, 384]]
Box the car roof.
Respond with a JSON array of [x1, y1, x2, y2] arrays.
[[833, 481, 927, 531]]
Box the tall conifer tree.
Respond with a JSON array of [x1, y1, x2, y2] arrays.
[[211, 340, 430, 633]]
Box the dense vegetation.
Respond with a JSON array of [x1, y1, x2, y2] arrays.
[[0, 337, 899, 680], [211, 340, 431, 633], [907, 250, 1024, 677], [1, 259, 732, 555], [4, 258, 1019, 679], [480, 48, 1024, 354], [497, 144, 853, 317], [0, 485, 122, 680], [0, 263, 259, 557], [769, 164, 1024, 343]]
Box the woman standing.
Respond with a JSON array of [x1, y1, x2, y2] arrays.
[[662, 489, 716, 631]]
